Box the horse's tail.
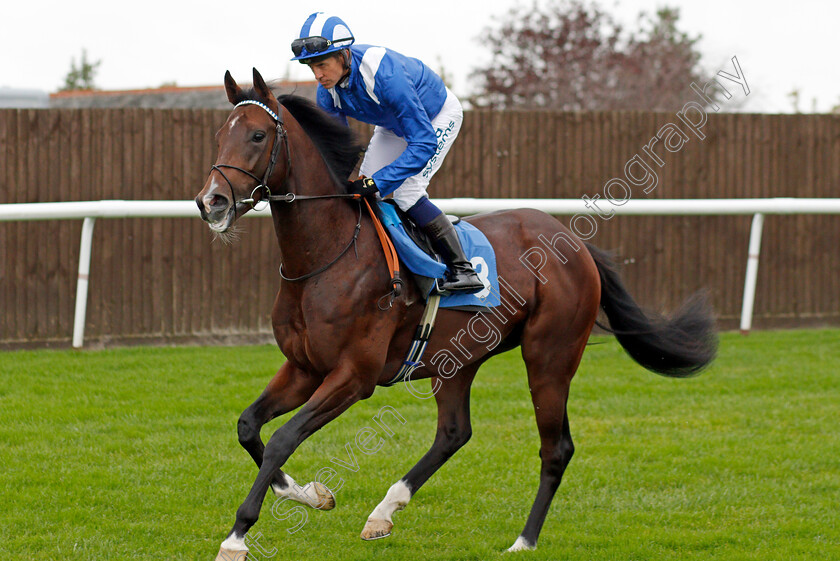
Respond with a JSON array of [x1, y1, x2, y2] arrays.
[[586, 243, 718, 377]]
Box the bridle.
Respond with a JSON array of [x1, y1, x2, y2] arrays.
[[209, 100, 292, 212], [209, 99, 362, 208], [206, 99, 400, 296]]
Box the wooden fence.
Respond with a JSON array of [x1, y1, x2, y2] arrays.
[[1, 108, 838, 348]]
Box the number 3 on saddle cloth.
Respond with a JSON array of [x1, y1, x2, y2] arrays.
[[375, 200, 501, 309], [374, 200, 502, 386]]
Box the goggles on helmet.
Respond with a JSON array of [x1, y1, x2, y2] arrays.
[[291, 36, 353, 58]]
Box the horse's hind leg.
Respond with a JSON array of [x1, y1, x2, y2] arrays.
[[361, 365, 478, 540], [236, 362, 333, 509], [508, 330, 590, 552]]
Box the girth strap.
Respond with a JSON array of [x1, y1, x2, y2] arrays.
[[362, 198, 402, 300]]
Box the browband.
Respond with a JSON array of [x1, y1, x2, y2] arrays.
[[234, 100, 281, 123]]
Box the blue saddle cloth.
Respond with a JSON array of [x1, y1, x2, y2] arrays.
[[376, 201, 500, 309]]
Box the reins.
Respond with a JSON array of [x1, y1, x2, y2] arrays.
[[278, 195, 402, 303], [279, 200, 362, 282], [211, 99, 402, 301]]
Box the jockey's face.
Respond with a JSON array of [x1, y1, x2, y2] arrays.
[[307, 54, 346, 89]]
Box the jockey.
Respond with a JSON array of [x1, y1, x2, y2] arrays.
[[291, 12, 485, 294]]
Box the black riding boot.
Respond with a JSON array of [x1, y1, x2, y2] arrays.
[[422, 214, 485, 293]]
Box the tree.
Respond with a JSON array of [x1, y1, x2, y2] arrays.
[[60, 49, 101, 91], [469, 1, 710, 111]]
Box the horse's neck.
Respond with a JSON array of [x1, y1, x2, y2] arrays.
[[270, 149, 358, 276]]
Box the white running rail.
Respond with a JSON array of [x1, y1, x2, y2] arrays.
[[2, 198, 838, 347]]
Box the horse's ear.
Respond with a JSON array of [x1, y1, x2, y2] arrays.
[[224, 71, 240, 105], [252, 68, 273, 103]]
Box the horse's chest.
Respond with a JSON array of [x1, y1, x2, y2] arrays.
[[272, 313, 342, 373]]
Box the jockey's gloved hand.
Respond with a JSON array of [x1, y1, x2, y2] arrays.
[[348, 176, 380, 199]]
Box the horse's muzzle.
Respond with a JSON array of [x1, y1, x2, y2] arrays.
[[196, 193, 229, 222], [196, 193, 237, 233]]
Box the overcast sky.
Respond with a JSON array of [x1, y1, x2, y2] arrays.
[[3, 0, 837, 113]]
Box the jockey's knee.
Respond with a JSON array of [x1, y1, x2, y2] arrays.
[[406, 196, 442, 227]]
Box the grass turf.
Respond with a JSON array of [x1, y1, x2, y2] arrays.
[[0, 329, 838, 560]]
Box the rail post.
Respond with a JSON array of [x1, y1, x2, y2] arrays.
[[739, 213, 765, 335], [72, 217, 97, 348]]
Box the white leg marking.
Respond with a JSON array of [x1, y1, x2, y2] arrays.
[[360, 480, 411, 540], [220, 533, 248, 551], [272, 473, 334, 509], [368, 479, 411, 523], [507, 536, 536, 552]]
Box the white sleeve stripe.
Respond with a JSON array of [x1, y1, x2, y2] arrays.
[[329, 88, 342, 109], [359, 47, 387, 106]]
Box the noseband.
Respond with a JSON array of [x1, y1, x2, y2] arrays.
[[209, 100, 291, 211]]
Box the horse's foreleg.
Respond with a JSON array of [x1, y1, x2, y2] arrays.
[[361, 366, 478, 541], [218, 366, 374, 558], [236, 362, 333, 509]]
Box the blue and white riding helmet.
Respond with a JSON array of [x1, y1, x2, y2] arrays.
[[290, 12, 355, 62]]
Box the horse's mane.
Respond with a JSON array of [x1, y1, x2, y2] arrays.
[[230, 89, 363, 186], [278, 94, 364, 183]]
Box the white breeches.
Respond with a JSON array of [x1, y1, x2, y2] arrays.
[[359, 88, 463, 211]]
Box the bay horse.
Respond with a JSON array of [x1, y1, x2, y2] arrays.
[[195, 68, 716, 559]]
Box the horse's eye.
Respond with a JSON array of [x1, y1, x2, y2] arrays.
[[252, 131, 266, 142]]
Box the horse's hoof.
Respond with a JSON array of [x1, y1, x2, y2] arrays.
[[309, 481, 335, 510], [360, 518, 393, 540], [272, 481, 336, 510], [506, 536, 536, 552], [215, 547, 248, 561]]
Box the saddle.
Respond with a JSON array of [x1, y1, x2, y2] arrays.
[[372, 201, 459, 268], [371, 200, 460, 297]]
